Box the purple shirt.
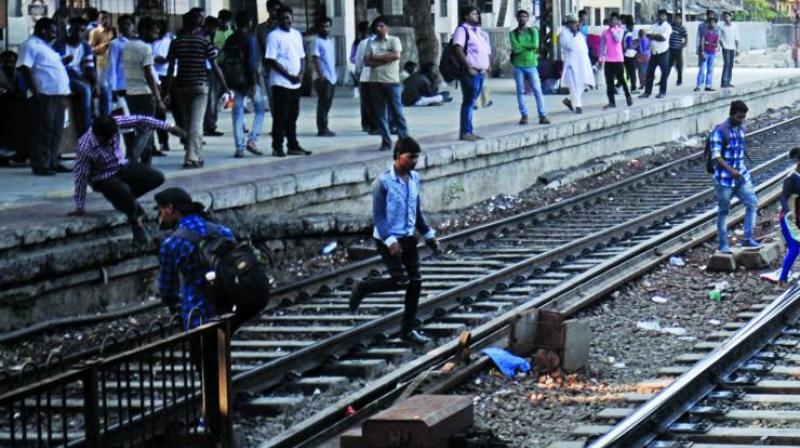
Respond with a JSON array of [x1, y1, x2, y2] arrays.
[[73, 115, 170, 209], [453, 24, 491, 72]]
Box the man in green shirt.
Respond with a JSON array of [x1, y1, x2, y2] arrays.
[[509, 9, 549, 125]]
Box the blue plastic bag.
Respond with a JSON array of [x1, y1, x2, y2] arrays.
[[481, 347, 531, 378]]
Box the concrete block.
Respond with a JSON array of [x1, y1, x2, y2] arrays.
[[295, 169, 333, 192], [556, 123, 572, 139], [424, 148, 453, 168], [452, 141, 478, 161], [588, 117, 604, 131], [509, 309, 539, 356], [333, 163, 368, 185], [361, 395, 473, 448], [706, 252, 737, 271], [255, 174, 297, 201], [733, 239, 783, 269], [209, 183, 256, 210], [562, 318, 591, 373]]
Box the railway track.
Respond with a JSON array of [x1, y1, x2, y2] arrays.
[[2, 116, 799, 447], [557, 285, 800, 448]]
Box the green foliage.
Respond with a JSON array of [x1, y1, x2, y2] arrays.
[[733, 0, 777, 22]]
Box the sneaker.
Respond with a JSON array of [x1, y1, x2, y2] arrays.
[[317, 129, 336, 137], [693, 87, 701, 92], [519, 115, 529, 125], [272, 148, 286, 157], [655, 93, 666, 99], [760, 270, 782, 284], [203, 130, 224, 137], [638, 93, 650, 99], [718, 244, 732, 254], [741, 238, 762, 249], [602, 104, 616, 110], [626, 96, 633, 107], [676, 81, 682, 86], [460, 134, 479, 142], [401, 330, 431, 345], [160, 143, 170, 152], [287, 147, 312, 156], [245, 141, 263, 155], [575, 107, 582, 114], [539, 116, 550, 125], [234, 150, 244, 158], [562, 98, 573, 111], [704, 87, 715, 92], [349, 281, 364, 312]]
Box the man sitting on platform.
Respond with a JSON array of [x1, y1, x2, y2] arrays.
[[68, 115, 186, 244], [401, 62, 452, 107]]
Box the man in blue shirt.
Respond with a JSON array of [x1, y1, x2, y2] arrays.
[[17, 17, 72, 176], [155, 187, 235, 328], [711, 100, 760, 253], [52, 17, 97, 136], [107, 14, 133, 99], [350, 137, 440, 345], [311, 16, 337, 136]]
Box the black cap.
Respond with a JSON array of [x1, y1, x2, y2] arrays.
[[154, 187, 204, 213]]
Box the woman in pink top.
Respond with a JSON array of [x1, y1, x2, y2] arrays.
[[599, 13, 632, 108]]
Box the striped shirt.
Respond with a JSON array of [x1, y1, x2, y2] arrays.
[[710, 119, 749, 188], [669, 24, 687, 49], [167, 34, 216, 86], [73, 115, 171, 209]]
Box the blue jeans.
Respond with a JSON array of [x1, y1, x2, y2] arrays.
[[97, 69, 112, 116], [780, 215, 799, 281], [721, 49, 735, 86], [513, 66, 547, 118], [459, 71, 484, 136], [262, 71, 274, 113], [68, 76, 93, 134], [715, 179, 758, 249], [232, 84, 266, 151], [369, 82, 408, 147], [697, 52, 716, 88]]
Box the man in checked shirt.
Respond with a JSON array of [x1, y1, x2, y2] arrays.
[[711, 100, 761, 253], [68, 115, 186, 244]]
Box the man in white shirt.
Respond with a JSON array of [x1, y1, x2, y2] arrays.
[[719, 12, 739, 88], [17, 17, 71, 176], [354, 23, 377, 133], [640, 9, 672, 99], [265, 6, 311, 157]]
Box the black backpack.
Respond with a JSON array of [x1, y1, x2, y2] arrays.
[[704, 122, 731, 174], [439, 25, 469, 83], [173, 223, 270, 329], [222, 35, 249, 90]]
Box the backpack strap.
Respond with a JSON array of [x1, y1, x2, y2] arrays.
[[171, 222, 222, 243]]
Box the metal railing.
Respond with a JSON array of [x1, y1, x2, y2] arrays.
[[0, 317, 232, 447]]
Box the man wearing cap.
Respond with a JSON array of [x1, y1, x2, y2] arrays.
[[68, 115, 186, 244], [155, 187, 235, 327], [640, 9, 672, 99], [349, 137, 440, 345], [559, 14, 594, 114]]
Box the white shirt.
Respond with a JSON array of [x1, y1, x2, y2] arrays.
[[17, 35, 71, 96], [265, 27, 305, 89], [151, 35, 172, 77], [122, 39, 154, 96], [648, 21, 672, 55], [719, 22, 739, 50], [355, 35, 374, 82]]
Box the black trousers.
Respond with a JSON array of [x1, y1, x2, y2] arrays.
[[624, 56, 637, 91], [0, 95, 30, 161], [168, 79, 185, 130], [314, 79, 335, 133], [156, 75, 169, 147], [359, 237, 422, 334], [604, 62, 630, 105], [29, 95, 67, 172], [203, 69, 220, 132], [359, 81, 375, 132], [271, 86, 301, 151], [644, 51, 669, 95], [669, 48, 684, 84], [92, 162, 165, 222]]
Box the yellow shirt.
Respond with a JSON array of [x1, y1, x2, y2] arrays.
[[89, 26, 115, 70]]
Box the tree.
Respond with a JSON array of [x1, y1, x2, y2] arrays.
[[404, 0, 439, 66], [734, 0, 777, 21]]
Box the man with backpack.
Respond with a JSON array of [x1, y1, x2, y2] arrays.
[[451, 6, 490, 141], [709, 100, 761, 253], [156, 187, 270, 330], [224, 12, 266, 158]]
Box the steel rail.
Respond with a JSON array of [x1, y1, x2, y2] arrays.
[[256, 130, 796, 447], [588, 287, 800, 448]]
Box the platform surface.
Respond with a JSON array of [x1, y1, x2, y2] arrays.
[[0, 67, 796, 229]]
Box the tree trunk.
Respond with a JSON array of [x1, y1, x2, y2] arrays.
[[403, 0, 440, 66]]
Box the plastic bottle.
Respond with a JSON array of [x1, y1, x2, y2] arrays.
[[708, 289, 722, 303]]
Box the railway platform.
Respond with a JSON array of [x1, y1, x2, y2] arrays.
[[1, 66, 799, 331]]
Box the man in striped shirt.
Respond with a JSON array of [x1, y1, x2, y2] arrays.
[[69, 115, 186, 244], [668, 14, 687, 86], [163, 10, 231, 169]]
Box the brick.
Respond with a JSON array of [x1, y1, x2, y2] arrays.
[[255, 174, 297, 201], [706, 252, 737, 271]]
